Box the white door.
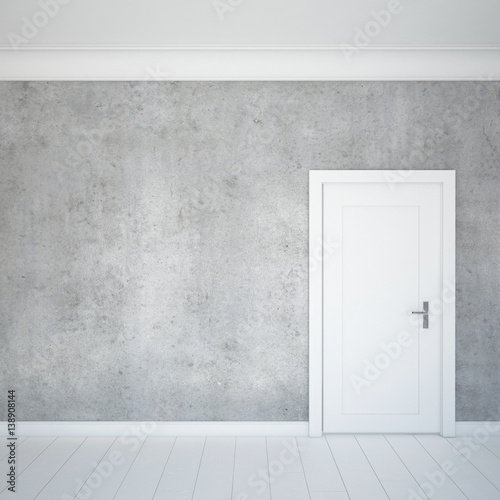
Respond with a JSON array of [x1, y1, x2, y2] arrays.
[[317, 172, 454, 434]]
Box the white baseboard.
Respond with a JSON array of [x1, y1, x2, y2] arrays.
[[0, 47, 500, 80], [0, 421, 309, 437], [455, 421, 500, 437]]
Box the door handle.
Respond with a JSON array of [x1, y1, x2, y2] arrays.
[[411, 301, 429, 329]]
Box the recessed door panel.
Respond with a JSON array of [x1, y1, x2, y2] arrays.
[[342, 206, 420, 415]]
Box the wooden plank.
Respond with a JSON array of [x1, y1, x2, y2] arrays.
[[297, 436, 344, 493], [231, 437, 270, 500], [416, 434, 500, 500], [482, 437, 500, 459], [267, 437, 309, 500], [356, 435, 427, 500], [153, 437, 205, 500], [192, 437, 235, 500], [448, 436, 500, 491], [0, 437, 85, 500], [326, 435, 388, 500], [270, 473, 312, 500], [75, 436, 146, 500], [13, 437, 56, 473], [114, 437, 176, 500], [386, 434, 468, 500], [266, 437, 304, 474], [34, 437, 115, 500], [0, 436, 43, 494], [310, 493, 350, 500]]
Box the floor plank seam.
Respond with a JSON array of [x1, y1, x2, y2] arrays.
[[353, 434, 390, 500], [230, 436, 238, 500], [412, 435, 471, 500], [33, 437, 88, 500], [151, 436, 177, 500], [265, 437, 273, 500], [445, 437, 500, 495], [296, 437, 313, 500], [482, 439, 500, 460], [72, 437, 118, 500], [324, 436, 352, 500], [111, 436, 147, 500], [0, 437, 57, 496], [190, 436, 207, 500], [382, 435, 431, 500]]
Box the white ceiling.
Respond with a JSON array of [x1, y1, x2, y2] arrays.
[[1, 0, 500, 46]]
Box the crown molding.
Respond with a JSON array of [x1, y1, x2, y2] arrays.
[[0, 46, 499, 80]]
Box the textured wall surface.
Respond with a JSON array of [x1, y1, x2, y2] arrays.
[[0, 82, 498, 421]]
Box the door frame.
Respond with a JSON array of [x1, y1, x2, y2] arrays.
[[309, 170, 456, 437]]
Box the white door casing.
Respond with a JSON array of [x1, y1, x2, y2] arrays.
[[309, 170, 455, 437]]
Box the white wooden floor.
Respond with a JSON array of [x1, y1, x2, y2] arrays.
[[2, 434, 500, 500]]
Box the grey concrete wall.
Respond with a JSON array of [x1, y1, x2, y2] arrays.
[[0, 82, 498, 422]]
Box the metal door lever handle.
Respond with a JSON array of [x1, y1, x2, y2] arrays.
[[411, 301, 429, 329]]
